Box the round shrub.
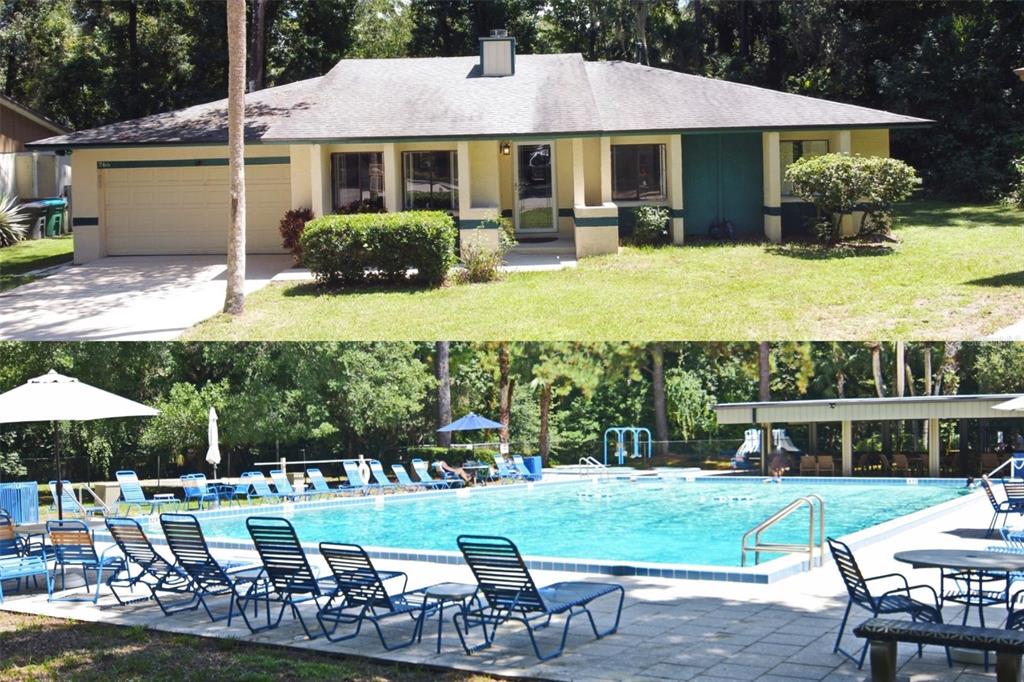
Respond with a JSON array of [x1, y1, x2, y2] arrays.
[[632, 205, 670, 246], [300, 210, 457, 287]]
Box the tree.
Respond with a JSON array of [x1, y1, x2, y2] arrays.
[[435, 341, 452, 447], [650, 343, 668, 457], [757, 342, 771, 401], [224, 0, 247, 315], [497, 343, 513, 446], [249, 0, 269, 91]]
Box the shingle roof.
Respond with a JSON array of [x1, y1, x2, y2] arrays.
[[30, 54, 930, 148]]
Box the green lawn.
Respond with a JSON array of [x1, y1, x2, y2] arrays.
[[0, 236, 74, 293], [186, 201, 1024, 341], [0, 611, 493, 682]]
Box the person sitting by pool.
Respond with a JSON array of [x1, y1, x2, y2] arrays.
[[436, 460, 473, 485], [769, 448, 788, 482]]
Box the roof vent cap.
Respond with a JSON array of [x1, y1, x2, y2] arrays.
[[480, 30, 515, 77]]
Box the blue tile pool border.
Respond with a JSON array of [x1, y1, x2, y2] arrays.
[[94, 476, 981, 585]]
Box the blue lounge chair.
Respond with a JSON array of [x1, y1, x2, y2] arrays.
[[306, 468, 349, 498], [239, 517, 338, 638], [511, 455, 542, 481], [159, 513, 262, 622], [116, 470, 179, 515], [391, 463, 442, 490], [316, 542, 425, 650], [827, 537, 947, 668], [48, 480, 106, 517], [411, 459, 460, 488], [105, 517, 191, 607], [46, 519, 125, 603], [241, 471, 289, 502], [493, 457, 521, 482], [179, 474, 231, 510], [0, 554, 52, 603], [269, 470, 314, 501], [454, 534, 623, 661], [367, 460, 399, 492], [342, 459, 379, 494]]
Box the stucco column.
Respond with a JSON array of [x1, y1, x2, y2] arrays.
[[288, 144, 312, 210], [838, 130, 856, 237], [762, 132, 782, 243], [70, 150, 103, 263], [599, 136, 612, 204], [382, 143, 400, 212], [927, 418, 940, 478], [310, 144, 325, 216], [669, 135, 684, 244], [841, 420, 853, 476], [572, 138, 585, 207], [457, 141, 471, 217]]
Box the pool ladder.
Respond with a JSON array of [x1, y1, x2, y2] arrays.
[[740, 494, 825, 569]]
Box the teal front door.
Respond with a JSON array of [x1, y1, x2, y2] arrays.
[[682, 133, 764, 239]]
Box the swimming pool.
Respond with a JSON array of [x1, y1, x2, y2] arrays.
[[192, 478, 966, 569]]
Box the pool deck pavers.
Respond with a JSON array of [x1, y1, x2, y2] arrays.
[[1, 487, 1013, 680]]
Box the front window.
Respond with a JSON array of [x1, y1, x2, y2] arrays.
[[780, 140, 829, 196], [331, 152, 384, 213], [611, 144, 666, 201], [403, 151, 458, 211]]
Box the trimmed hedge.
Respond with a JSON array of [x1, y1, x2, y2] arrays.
[[300, 211, 457, 286]]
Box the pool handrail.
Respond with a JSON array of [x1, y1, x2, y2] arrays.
[[740, 494, 825, 569]]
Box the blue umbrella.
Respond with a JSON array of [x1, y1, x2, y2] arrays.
[[437, 412, 504, 433]]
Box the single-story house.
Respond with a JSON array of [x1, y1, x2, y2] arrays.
[[29, 34, 929, 264], [1, 94, 71, 200]]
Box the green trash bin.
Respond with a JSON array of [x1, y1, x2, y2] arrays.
[[40, 198, 67, 237]]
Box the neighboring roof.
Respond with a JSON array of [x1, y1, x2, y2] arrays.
[[714, 394, 1024, 424], [0, 94, 69, 135], [30, 53, 931, 149]]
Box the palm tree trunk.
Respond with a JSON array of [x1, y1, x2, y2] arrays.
[[250, 0, 267, 90], [498, 343, 511, 445], [224, 0, 247, 315], [435, 341, 451, 447], [757, 342, 771, 401], [651, 343, 668, 457], [539, 384, 551, 465], [869, 342, 885, 398]]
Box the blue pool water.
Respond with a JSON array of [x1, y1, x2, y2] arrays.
[[196, 480, 964, 567]]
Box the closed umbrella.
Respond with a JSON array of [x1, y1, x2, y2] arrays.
[[205, 407, 221, 479], [0, 370, 159, 519]]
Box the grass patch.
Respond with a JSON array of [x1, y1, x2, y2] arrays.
[[0, 236, 73, 292], [0, 611, 495, 682], [185, 201, 1024, 341]]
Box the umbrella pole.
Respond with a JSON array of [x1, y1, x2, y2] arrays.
[[54, 420, 63, 520]]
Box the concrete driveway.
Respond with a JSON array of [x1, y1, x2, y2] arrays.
[[0, 255, 293, 340]]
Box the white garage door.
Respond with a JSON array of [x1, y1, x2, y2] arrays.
[[101, 158, 290, 255]]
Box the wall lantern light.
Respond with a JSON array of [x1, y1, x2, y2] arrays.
[[500, 141, 511, 156]]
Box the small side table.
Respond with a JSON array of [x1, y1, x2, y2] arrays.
[[416, 582, 479, 653]]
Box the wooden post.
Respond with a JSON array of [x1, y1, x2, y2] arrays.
[[928, 417, 941, 477], [842, 420, 853, 476]]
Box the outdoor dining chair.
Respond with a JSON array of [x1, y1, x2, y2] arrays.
[[316, 542, 425, 650], [982, 476, 1023, 537], [46, 518, 124, 603], [239, 517, 338, 638], [105, 516, 191, 608], [179, 474, 232, 510], [455, 534, 624, 661], [0, 509, 43, 558], [799, 456, 817, 476], [827, 537, 946, 668]]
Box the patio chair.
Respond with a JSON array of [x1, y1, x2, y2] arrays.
[[306, 468, 350, 498], [316, 542, 425, 650], [432, 460, 469, 487], [116, 470, 179, 515], [179, 473, 230, 510], [269, 470, 314, 501], [827, 537, 946, 668], [0, 554, 52, 603], [104, 516, 191, 608], [816, 456, 835, 476], [391, 463, 441, 490], [511, 455, 542, 482], [0, 509, 43, 558], [367, 460, 400, 492], [241, 471, 289, 502], [891, 454, 911, 477], [454, 535, 624, 661], [159, 513, 263, 623], [799, 456, 817, 476], [982, 476, 1022, 537], [342, 459, 381, 494], [239, 517, 338, 638], [48, 480, 106, 517], [46, 518, 125, 603], [411, 458, 463, 489], [493, 457, 521, 482], [1005, 480, 1024, 512]]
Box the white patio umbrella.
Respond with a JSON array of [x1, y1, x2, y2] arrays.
[[0, 370, 159, 519], [994, 396, 1024, 412], [205, 407, 221, 480]]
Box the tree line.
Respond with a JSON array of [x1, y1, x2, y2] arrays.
[[0, 341, 1021, 482], [1, 0, 1021, 200]]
